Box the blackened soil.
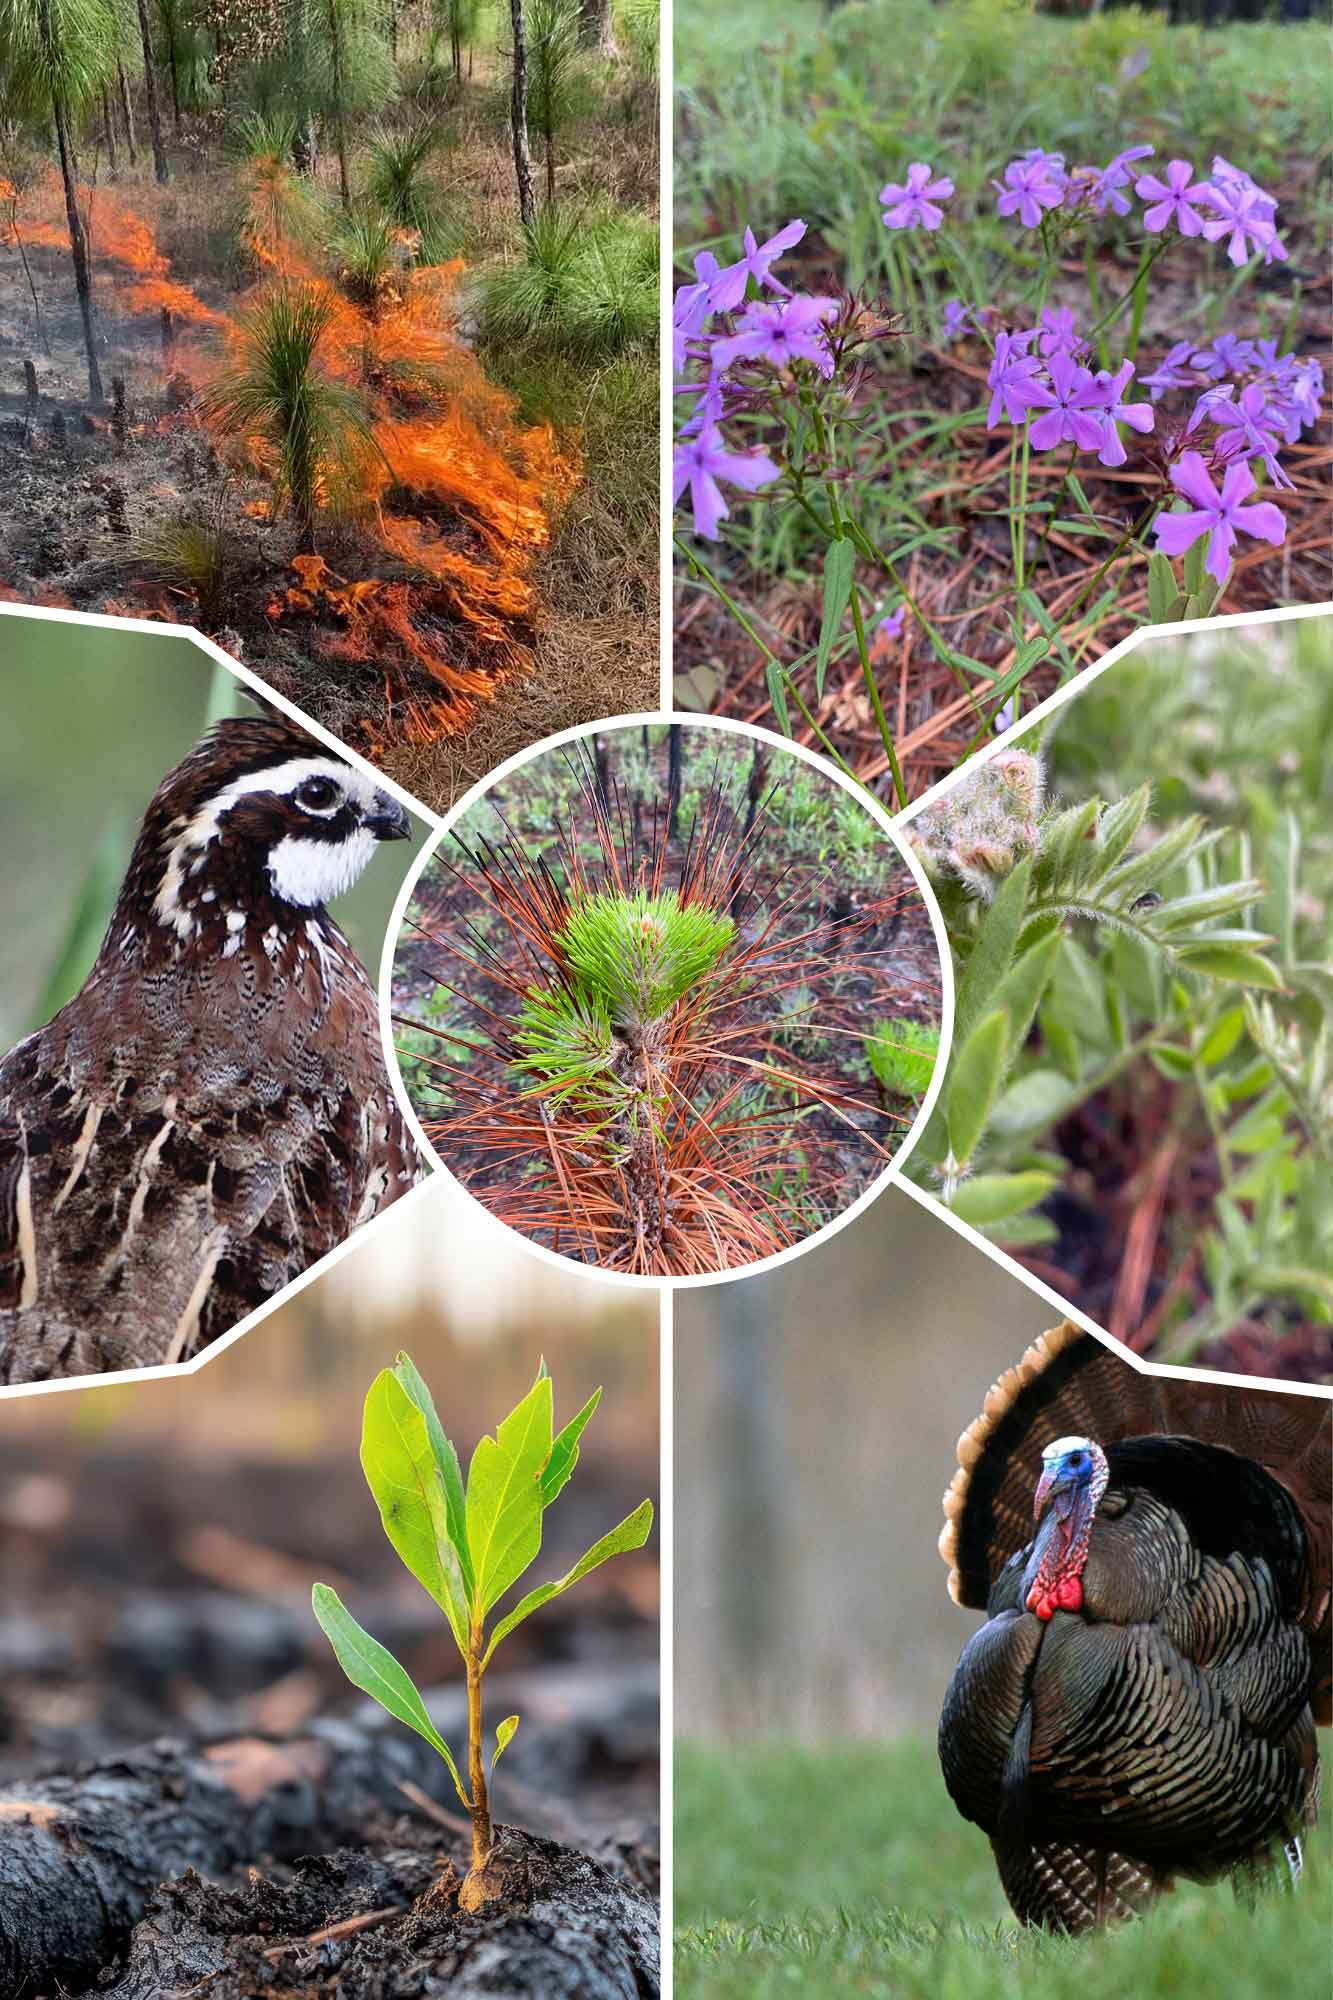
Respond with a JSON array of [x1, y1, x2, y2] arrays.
[[102, 1823, 659, 2000]]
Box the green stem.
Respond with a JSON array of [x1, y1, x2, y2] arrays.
[[1085, 237, 1168, 347], [848, 582, 906, 810], [1031, 441, 1077, 567]]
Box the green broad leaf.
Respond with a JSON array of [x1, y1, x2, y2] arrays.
[[1149, 1045, 1196, 1082], [946, 1009, 1010, 1169], [1152, 883, 1268, 934], [361, 1371, 469, 1651], [949, 1171, 1057, 1227], [988, 1067, 1080, 1138], [765, 662, 793, 737], [953, 857, 1032, 1049], [1219, 1055, 1276, 1104], [392, 1352, 472, 1598], [541, 1388, 602, 1504], [992, 931, 1062, 1066], [1146, 551, 1178, 624], [981, 1211, 1058, 1248], [1288, 963, 1333, 1014], [1103, 815, 1208, 904], [1066, 473, 1098, 521], [1176, 943, 1283, 989], [1039, 797, 1102, 884], [817, 540, 856, 699], [1047, 936, 1111, 1051], [1226, 1090, 1289, 1154], [1197, 1007, 1246, 1068], [311, 1584, 469, 1809], [482, 1498, 654, 1668], [491, 1714, 519, 1773], [466, 1377, 553, 1614]]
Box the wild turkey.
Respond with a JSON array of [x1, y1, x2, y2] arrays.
[[938, 1319, 1330, 1932]]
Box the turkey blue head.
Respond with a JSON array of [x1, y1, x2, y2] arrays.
[[1024, 1435, 1109, 1621]]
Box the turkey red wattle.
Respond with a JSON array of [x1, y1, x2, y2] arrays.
[[1023, 1436, 1109, 1622]]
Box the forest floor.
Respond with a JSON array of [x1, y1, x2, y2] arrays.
[[674, 1737, 1330, 2000], [0, 37, 657, 812]]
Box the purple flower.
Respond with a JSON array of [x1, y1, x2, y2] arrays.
[[672, 279, 712, 376], [1152, 452, 1285, 584], [1199, 162, 1284, 267], [705, 220, 807, 313], [673, 426, 781, 540], [992, 155, 1066, 229], [1037, 306, 1084, 360], [1090, 360, 1155, 467], [1024, 352, 1108, 452], [1135, 159, 1212, 236], [985, 330, 1045, 427], [1208, 384, 1294, 490], [941, 298, 974, 342], [1192, 331, 1260, 380], [877, 605, 910, 643], [1139, 339, 1198, 399], [1087, 144, 1154, 216], [879, 162, 955, 232], [675, 371, 728, 437], [710, 295, 839, 378]]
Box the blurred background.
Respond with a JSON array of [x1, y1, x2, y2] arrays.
[[0, 612, 431, 1048], [0, 1178, 659, 1842]]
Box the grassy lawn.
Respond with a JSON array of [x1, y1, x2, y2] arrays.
[[675, 1737, 1330, 1998]]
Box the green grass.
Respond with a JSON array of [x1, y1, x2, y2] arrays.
[[675, 1738, 1331, 1999]]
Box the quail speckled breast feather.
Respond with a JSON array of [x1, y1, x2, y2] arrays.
[[0, 714, 424, 1382]]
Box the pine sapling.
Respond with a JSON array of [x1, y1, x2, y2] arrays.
[[313, 1353, 653, 1911]]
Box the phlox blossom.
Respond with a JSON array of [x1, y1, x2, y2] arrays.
[[673, 427, 780, 540], [1152, 452, 1285, 584]]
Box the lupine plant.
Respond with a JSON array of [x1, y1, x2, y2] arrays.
[[393, 735, 936, 1274], [903, 722, 1331, 1364], [313, 1354, 652, 1910], [673, 147, 1319, 804]]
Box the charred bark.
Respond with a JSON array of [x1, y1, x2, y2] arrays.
[[577, 0, 617, 53], [135, 0, 171, 183], [117, 61, 138, 164], [39, 24, 104, 402]]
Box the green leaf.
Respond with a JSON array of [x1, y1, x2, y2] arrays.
[[466, 1376, 553, 1614], [988, 1067, 1080, 1138], [482, 1498, 654, 1667], [1147, 551, 1178, 624], [1093, 785, 1150, 875], [311, 1584, 469, 1809], [953, 857, 1032, 1049], [765, 662, 792, 737], [950, 1171, 1057, 1226], [1251, 1265, 1333, 1312], [992, 931, 1061, 1066], [1176, 943, 1283, 989], [392, 1352, 472, 1598], [492, 1714, 519, 1773], [817, 539, 856, 699], [946, 1009, 1010, 1170], [541, 1387, 602, 1504], [1197, 1007, 1246, 1068], [1260, 812, 1300, 968], [361, 1371, 469, 1652], [1181, 535, 1208, 599]]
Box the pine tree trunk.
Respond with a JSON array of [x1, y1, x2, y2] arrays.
[[326, 0, 351, 204], [117, 62, 139, 164], [102, 86, 119, 173], [168, 39, 182, 134], [577, 0, 616, 53], [509, 0, 536, 229], [135, 0, 171, 183], [47, 76, 104, 400]]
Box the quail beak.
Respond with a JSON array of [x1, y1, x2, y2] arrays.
[[364, 794, 412, 841]]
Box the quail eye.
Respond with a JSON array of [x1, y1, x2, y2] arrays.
[[296, 776, 340, 811]]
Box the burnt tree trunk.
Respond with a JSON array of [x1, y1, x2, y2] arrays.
[[509, 0, 536, 229], [101, 85, 119, 172], [40, 33, 104, 401], [135, 0, 171, 183], [325, 0, 351, 205], [117, 61, 139, 164]]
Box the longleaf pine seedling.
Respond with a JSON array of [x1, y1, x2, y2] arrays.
[[312, 1354, 652, 1911], [394, 734, 937, 1273]]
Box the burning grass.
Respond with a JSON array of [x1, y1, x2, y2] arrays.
[[392, 726, 944, 1276]]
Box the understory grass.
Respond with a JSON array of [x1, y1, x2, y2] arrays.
[[675, 1737, 1331, 1999]]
